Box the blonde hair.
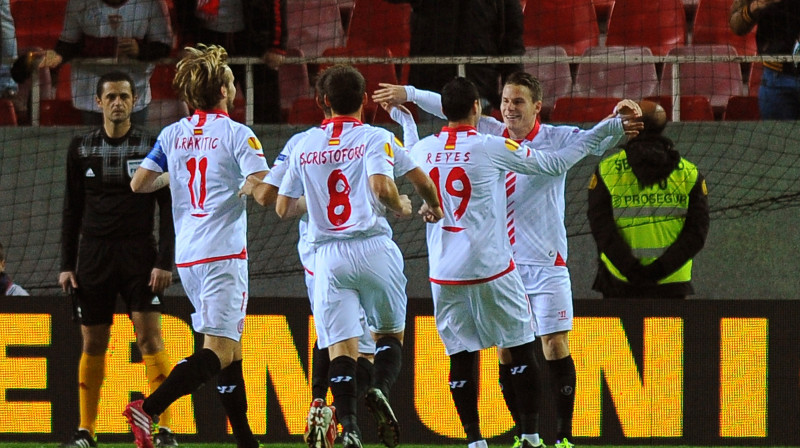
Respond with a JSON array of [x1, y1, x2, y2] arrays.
[[173, 44, 233, 111]]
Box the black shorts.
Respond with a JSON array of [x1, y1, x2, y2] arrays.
[[76, 236, 163, 326]]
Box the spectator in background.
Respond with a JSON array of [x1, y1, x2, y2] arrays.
[[175, 0, 287, 123], [0, 0, 18, 98], [1, 242, 29, 296], [588, 101, 710, 299], [729, 0, 800, 119], [38, 0, 173, 125], [382, 0, 524, 116]]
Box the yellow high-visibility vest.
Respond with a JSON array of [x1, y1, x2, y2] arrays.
[[597, 150, 698, 284]]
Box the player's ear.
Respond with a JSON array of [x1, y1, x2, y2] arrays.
[[95, 94, 102, 108], [533, 100, 543, 115], [324, 94, 332, 107], [473, 99, 481, 117], [362, 92, 368, 106]]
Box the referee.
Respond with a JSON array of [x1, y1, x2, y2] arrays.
[[58, 71, 177, 448]]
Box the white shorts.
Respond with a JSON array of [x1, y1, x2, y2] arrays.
[[303, 244, 376, 355], [178, 258, 249, 341], [517, 264, 573, 336], [312, 235, 407, 349], [431, 270, 535, 356]]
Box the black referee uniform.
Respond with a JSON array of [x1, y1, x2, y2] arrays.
[[60, 126, 174, 325]]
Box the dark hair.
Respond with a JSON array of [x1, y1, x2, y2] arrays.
[[441, 77, 480, 121], [322, 65, 365, 115], [314, 68, 333, 115], [504, 72, 542, 102], [96, 71, 136, 98]]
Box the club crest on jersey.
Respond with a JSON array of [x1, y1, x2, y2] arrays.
[[247, 136, 262, 150], [127, 159, 143, 178], [193, 128, 203, 135], [505, 139, 520, 152], [384, 142, 394, 158]]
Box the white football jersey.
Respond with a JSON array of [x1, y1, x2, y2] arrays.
[[412, 121, 622, 283], [477, 115, 622, 266], [279, 117, 409, 245], [141, 110, 268, 266]]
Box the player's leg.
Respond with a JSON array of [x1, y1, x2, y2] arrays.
[[215, 340, 261, 448], [448, 350, 482, 443], [542, 332, 574, 448]]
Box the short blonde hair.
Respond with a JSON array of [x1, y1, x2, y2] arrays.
[[173, 44, 233, 111]]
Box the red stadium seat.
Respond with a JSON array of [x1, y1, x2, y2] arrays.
[[278, 48, 312, 116], [723, 95, 760, 121], [346, 1, 410, 58], [692, 0, 757, 56], [592, 0, 615, 26], [606, 0, 687, 56], [522, 46, 572, 121], [321, 47, 398, 121], [149, 64, 177, 100], [11, 0, 67, 50], [573, 46, 658, 100], [39, 99, 83, 126], [550, 97, 621, 122], [287, 0, 346, 57], [288, 97, 325, 125], [523, 0, 599, 56], [645, 95, 715, 121], [660, 45, 744, 115], [0, 99, 18, 126]]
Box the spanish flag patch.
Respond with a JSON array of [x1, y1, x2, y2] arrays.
[[329, 139, 340, 146], [504, 139, 520, 152], [384, 142, 394, 158], [193, 128, 203, 135]]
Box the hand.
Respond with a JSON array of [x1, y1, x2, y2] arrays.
[[37, 49, 63, 69], [613, 99, 642, 119], [58, 271, 78, 292], [238, 176, 261, 197], [149, 267, 172, 293], [621, 117, 644, 138], [117, 38, 140, 58], [382, 101, 412, 116], [750, 0, 783, 13], [372, 83, 408, 106], [418, 202, 444, 223], [262, 50, 285, 70], [395, 194, 412, 218]]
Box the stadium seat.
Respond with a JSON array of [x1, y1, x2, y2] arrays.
[[692, 0, 757, 56], [573, 46, 658, 100], [0, 99, 17, 126], [39, 99, 83, 126], [149, 64, 177, 100], [521, 46, 572, 121], [11, 0, 67, 50], [287, 0, 346, 57], [550, 97, 621, 123], [523, 0, 599, 56], [346, 0, 411, 58], [644, 95, 715, 121], [278, 48, 312, 117], [288, 97, 325, 125], [605, 0, 687, 56], [321, 46, 398, 121], [592, 0, 615, 26], [723, 95, 760, 121], [659, 45, 744, 115]]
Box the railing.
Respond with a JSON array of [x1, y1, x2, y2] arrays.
[[28, 53, 800, 125]]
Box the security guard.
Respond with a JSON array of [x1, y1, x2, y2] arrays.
[[587, 101, 709, 299]]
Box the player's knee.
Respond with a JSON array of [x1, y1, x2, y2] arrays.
[[541, 332, 570, 360], [506, 341, 538, 368]]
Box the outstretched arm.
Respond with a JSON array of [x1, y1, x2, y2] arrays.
[[131, 168, 170, 193]]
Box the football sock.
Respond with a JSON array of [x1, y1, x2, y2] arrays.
[[143, 351, 173, 430], [507, 342, 541, 436], [311, 342, 330, 401], [329, 355, 359, 434], [217, 360, 259, 448], [143, 348, 221, 418], [449, 351, 481, 443], [548, 355, 576, 441], [372, 336, 402, 396], [78, 353, 105, 436], [356, 356, 374, 399], [498, 363, 520, 435]]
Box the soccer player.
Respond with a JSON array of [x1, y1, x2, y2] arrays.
[[58, 71, 176, 448], [374, 75, 641, 448], [241, 67, 422, 448], [409, 77, 630, 448], [275, 64, 442, 448], [125, 44, 268, 448]]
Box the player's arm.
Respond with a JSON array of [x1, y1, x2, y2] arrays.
[[131, 169, 170, 193], [275, 195, 306, 218], [150, 185, 175, 293], [384, 103, 420, 148], [729, 0, 778, 35], [369, 174, 412, 217], [59, 138, 83, 291], [372, 83, 447, 119], [402, 168, 443, 222]]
